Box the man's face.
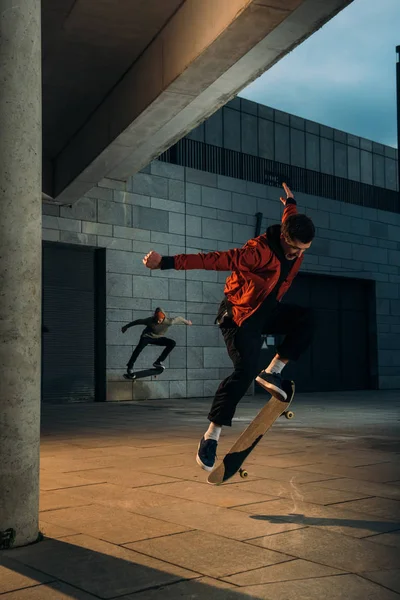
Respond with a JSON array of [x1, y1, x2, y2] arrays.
[[156, 312, 165, 324], [280, 234, 312, 261]]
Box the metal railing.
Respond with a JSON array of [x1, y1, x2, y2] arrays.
[[159, 138, 400, 213]]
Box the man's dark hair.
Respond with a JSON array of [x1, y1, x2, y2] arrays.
[[281, 213, 315, 244]]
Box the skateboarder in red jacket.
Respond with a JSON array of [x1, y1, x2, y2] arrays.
[[143, 183, 315, 471]]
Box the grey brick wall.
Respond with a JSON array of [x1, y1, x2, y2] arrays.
[[42, 95, 400, 399], [43, 161, 400, 397]]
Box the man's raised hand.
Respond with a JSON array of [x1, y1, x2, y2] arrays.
[[143, 250, 162, 269], [280, 182, 294, 205]]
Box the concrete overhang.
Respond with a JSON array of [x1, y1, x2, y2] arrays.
[[42, 0, 353, 204]]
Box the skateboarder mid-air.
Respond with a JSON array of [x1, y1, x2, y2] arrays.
[[121, 308, 192, 377], [143, 184, 315, 471]]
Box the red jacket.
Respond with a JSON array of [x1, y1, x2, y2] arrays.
[[167, 202, 303, 326]]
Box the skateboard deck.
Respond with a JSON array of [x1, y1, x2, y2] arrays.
[[123, 366, 164, 381], [207, 380, 295, 485]]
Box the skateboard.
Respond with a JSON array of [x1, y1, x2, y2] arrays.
[[123, 366, 164, 381], [207, 380, 295, 485]]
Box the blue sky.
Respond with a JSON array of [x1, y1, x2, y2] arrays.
[[239, 0, 399, 147]]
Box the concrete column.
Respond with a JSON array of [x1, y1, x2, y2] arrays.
[[0, 0, 42, 547]]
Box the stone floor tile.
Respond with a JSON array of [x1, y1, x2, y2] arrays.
[[43, 455, 149, 473], [42, 451, 192, 474], [40, 472, 108, 491], [233, 497, 400, 538], [57, 442, 195, 459], [361, 569, 400, 594], [45, 452, 196, 474], [3, 534, 198, 599], [134, 495, 305, 540], [41, 504, 129, 527], [305, 450, 400, 467], [56, 483, 184, 514], [236, 477, 369, 505], [251, 527, 399, 572], [39, 520, 79, 540], [119, 436, 196, 448], [38, 505, 189, 544], [40, 503, 189, 544], [365, 531, 400, 548], [297, 485, 371, 505], [306, 477, 400, 500], [131, 464, 211, 482], [231, 463, 340, 484], [295, 462, 400, 483], [119, 577, 246, 600], [222, 558, 343, 586], [331, 497, 400, 520], [0, 581, 101, 600], [240, 574, 400, 599], [0, 558, 54, 594], [245, 453, 317, 469], [126, 530, 292, 578], [76, 467, 179, 488], [39, 490, 91, 513], [137, 480, 277, 508]]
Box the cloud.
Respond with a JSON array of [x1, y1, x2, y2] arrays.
[[240, 0, 399, 147]]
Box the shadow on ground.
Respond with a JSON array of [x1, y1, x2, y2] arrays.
[[3, 537, 254, 599], [250, 514, 400, 532]]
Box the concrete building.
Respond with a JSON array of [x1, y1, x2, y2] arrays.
[[41, 98, 400, 407]]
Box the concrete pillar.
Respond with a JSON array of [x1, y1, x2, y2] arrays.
[[0, 0, 42, 547]]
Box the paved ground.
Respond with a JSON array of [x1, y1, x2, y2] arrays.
[[2, 389, 400, 599]]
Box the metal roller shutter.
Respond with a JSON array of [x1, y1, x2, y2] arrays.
[[42, 243, 98, 403]]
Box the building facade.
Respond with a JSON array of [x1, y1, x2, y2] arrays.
[[41, 98, 400, 403]]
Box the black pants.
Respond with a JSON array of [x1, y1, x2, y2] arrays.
[[208, 303, 315, 427], [127, 336, 176, 370]]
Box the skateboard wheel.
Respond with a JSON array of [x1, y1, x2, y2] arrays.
[[239, 468, 248, 479], [285, 410, 294, 419]]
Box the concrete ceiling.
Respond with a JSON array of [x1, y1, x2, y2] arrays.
[[41, 0, 354, 203], [42, 0, 184, 158]]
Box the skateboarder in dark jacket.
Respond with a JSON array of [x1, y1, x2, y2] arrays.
[[122, 308, 192, 376], [143, 184, 315, 471]]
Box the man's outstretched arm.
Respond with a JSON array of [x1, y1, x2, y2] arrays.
[[121, 318, 151, 333], [170, 317, 192, 325], [143, 239, 269, 273]]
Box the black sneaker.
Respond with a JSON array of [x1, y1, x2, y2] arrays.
[[153, 361, 164, 369], [196, 436, 218, 471], [255, 371, 287, 401]]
